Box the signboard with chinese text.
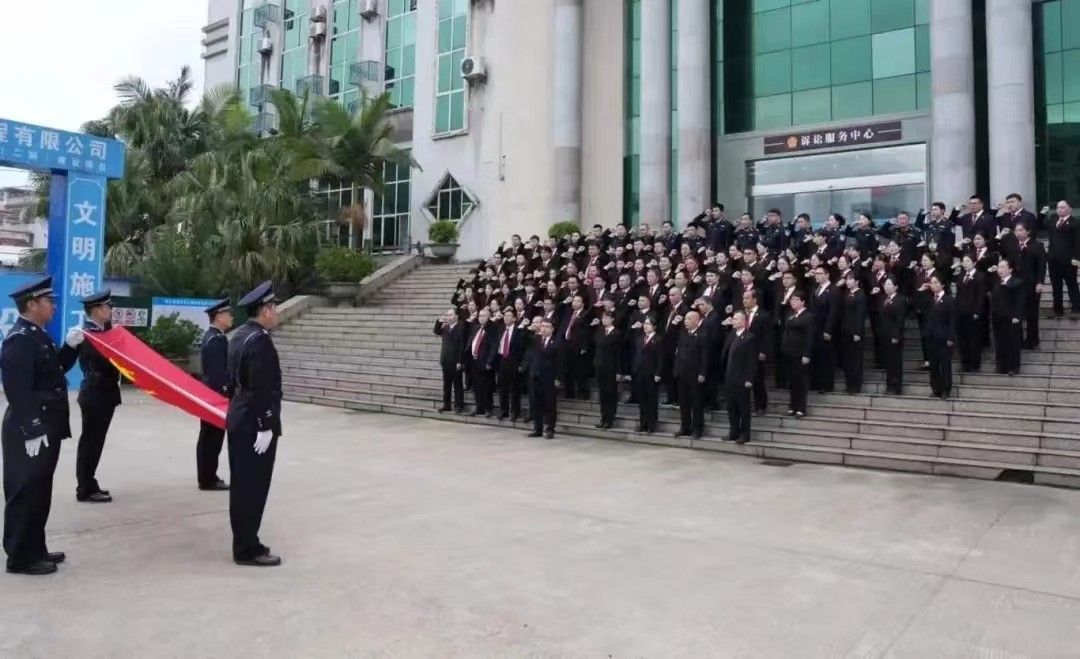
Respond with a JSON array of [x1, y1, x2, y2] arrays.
[[152, 297, 222, 333], [0, 118, 125, 179], [763, 121, 904, 155]]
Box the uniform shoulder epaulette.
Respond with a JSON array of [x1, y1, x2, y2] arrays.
[[2, 328, 29, 344]]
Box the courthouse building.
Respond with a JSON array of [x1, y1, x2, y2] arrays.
[[201, 0, 1080, 261]]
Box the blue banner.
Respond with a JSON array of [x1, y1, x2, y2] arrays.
[[0, 118, 125, 179]]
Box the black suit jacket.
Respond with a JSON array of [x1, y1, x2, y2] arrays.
[[487, 324, 528, 369], [921, 294, 957, 342], [841, 290, 867, 337], [434, 320, 467, 368], [878, 295, 907, 342], [744, 307, 773, 358], [78, 321, 121, 408], [1008, 240, 1047, 290], [593, 327, 623, 374], [465, 321, 497, 367], [201, 326, 230, 396], [1040, 213, 1080, 263], [955, 271, 989, 316], [674, 329, 709, 380], [723, 331, 758, 386], [525, 335, 560, 383], [558, 309, 592, 352], [810, 283, 842, 338], [781, 310, 815, 360], [991, 277, 1025, 320], [952, 209, 997, 241], [632, 333, 663, 378]]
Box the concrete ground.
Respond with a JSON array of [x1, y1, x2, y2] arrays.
[[2, 393, 1080, 658]]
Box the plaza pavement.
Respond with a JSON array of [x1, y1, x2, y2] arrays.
[[1, 392, 1079, 658]]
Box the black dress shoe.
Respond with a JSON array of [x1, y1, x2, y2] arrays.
[[674, 431, 691, 438], [691, 432, 702, 440], [438, 406, 451, 413], [735, 436, 749, 445], [527, 431, 543, 438], [76, 491, 112, 503], [46, 552, 65, 564], [511, 415, 521, 423], [6, 560, 57, 576], [199, 480, 230, 491], [499, 414, 509, 421], [544, 430, 555, 439], [234, 553, 282, 567], [595, 422, 607, 429]]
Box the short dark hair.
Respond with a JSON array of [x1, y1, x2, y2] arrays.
[[797, 213, 811, 222], [931, 201, 946, 212], [540, 318, 554, 327], [512, 234, 521, 240], [15, 298, 30, 313], [1007, 193, 1022, 202], [970, 194, 984, 203], [768, 208, 782, 216], [503, 307, 517, 317], [1015, 221, 1032, 233]]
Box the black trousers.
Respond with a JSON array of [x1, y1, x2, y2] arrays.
[[633, 375, 658, 431], [677, 375, 704, 435], [561, 348, 590, 399], [752, 359, 768, 412], [993, 317, 1023, 374], [869, 314, 884, 367], [597, 368, 618, 424], [529, 379, 557, 433], [76, 404, 116, 496], [841, 336, 864, 393], [810, 336, 835, 392], [197, 421, 226, 486], [957, 314, 983, 371], [2, 426, 60, 569], [784, 354, 808, 414], [1023, 289, 1041, 347], [726, 384, 752, 441], [497, 361, 523, 418], [661, 347, 678, 404], [917, 314, 931, 364], [441, 364, 464, 411], [227, 429, 277, 560], [928, 342, 954, 397], [882, 339, 904, 393], [1048, 259, 1080, 314], [471, 363, 494, 413]]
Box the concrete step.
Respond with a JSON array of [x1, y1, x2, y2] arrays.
[[280, 391, 1080, 489]]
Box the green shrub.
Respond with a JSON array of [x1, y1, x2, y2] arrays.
[[548, 221, 579, 240], [428, 220, 460, 244], [143, 313, 201, 360], [315, 247, 375, 283]]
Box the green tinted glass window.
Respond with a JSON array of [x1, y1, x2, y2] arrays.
[[914, 0, 929, 25], [830, 0, 871, 40], [793, 87, 831, 124], [1064, 50, 1080, 103], [755, 8, 791, 53], [754, 0, 790, 12], [792, 44, 831, 91], [832, 36, 872, 85], [915, 24, 930, 72], [755, 50, 793, 96], [871, 0, 913, 33], [1064, 1, 1080, 50], [1045, 52, 1063, 104], [1047, 104, 1064, 124], [755, 94, 793, 129], [435, 1, 468, 134], [873, 28, 915, 79], [916, 72, 931, 109], [1043, 1, 1062, 53], [1065, 102, 1080, 123], [832, 81, 873, 120], [873, 74, 917, 114], [791, 0, 829, 47]]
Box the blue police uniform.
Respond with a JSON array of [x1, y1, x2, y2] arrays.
[[197, 299, 232, 490], [227, 281, 283, 566], [1, 276, 79, 574], [75, 289, 120, 503]]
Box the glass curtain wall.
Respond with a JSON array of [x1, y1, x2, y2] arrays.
[[624, 0, 642, 226], [237, 6, 262, 113], [329, 0, 363, 112], [372, 157, 413, 252], [1035, 0, 1080, 205], [435, 0, 469, 134], [385, 0, 418, 109], [280, 0, 310, 95]]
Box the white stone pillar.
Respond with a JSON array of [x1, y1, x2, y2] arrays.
[[929, 0, 977, 204], [553, 0, 584, 224], [677, 0, 711, 221], [986, 0, 1036, 205], [639, 0, 671, 225]]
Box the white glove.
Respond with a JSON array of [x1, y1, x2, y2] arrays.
[[65, 327, 85, 348], [254, 430, 273, 455], [24, 435, 48, 458]]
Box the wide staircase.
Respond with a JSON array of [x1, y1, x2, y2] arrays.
[[278, 262, 1080, 488]]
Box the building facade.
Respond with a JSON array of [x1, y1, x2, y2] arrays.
[[202, 0, 1080, 261]]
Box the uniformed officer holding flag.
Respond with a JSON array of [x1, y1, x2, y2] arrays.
[[75, 289, 121, 503], [196, 299, 233, 491], [1, 276, 83, 575], [227, 281, 283, 567]]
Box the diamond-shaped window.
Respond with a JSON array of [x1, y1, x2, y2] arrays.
[[424, 173, 476, 223]]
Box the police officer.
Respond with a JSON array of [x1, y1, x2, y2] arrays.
[[197, 299, 233, 491], [75, 289, 120, 503], [227, 281, 283, 567], [1, 276, 82, 575]]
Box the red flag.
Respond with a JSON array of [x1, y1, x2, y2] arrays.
[[82, 327, 228, 429]]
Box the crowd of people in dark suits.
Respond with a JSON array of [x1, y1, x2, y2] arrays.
[[434, 195, 1080, 443]]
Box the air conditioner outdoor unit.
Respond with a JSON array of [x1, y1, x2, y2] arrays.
[[360, 0, 378, 20], [309, 21, 327, 39], [461, 55, 487, 82], [258, 36, 274, 54]]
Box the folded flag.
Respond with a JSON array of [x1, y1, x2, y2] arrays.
[[82, 326, 228, 429]]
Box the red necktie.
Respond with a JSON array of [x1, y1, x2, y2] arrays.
[[501, 329, 511, 358], [565, 313, 576, 340], [472, 330, 483, 358]]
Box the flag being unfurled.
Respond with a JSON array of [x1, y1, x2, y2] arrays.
[[82, 326, 228, 429]]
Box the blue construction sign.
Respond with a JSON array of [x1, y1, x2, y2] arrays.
[[0, 117, 125, 386]]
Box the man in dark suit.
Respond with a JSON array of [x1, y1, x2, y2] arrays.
[[955, 257, 988, 373], [593, 311, 622, 429], [997, 193, 1038, 253], [197, 299, 233, 491], [75, 290, 122, 503], [557, 294, 592, 400], [809, 267, 841, 393], [743, 291, 771, 414], [696, 296, 725, 410], [674, 310, 708, 439], [781, 291, 814, 417], [660, 288, 691, 407], [1039, 201, 1080, 317], [466, 308, 497, 417], [489, 307, 528, 421], [723, 312, 757, 444], [877, 277, 907, 394], [434, 309, 467, 413], [991, 259, 1025, 375], [632, 317, 663, 433], [1007, 222, 1047, 349], [923, 275, 956, 399], [951, 195, 997, 244], [525, 318, 560, 439], [840, 272, 867, 394]]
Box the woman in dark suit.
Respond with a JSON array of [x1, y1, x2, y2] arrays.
[[593, 311, 623, 429], [877, 277, 907, 394], [632, 317, 663, 434], [781, 291, 814, 417], [955, 255, 989, 372]]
